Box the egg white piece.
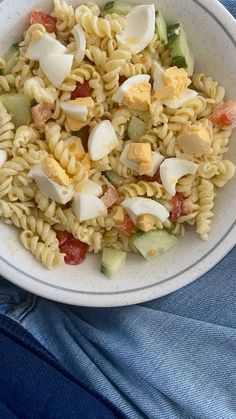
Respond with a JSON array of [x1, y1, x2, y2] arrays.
[[60, 101, 88, 121], [122, 197, 169, 224], [0, 150, 7, 168], [26, 33, 66, 60], [116, 5, 155, 54], [79, 180, 103, 197], [160, 158, 199, 196], [162, 89, 198, 109], [72, 24, 86, 64], [88, 120, 119, 161], [40, 53, 74, 88], [28, 163, 74, 205], [152, 61, 165, 91], [72, 194, 107, 222], [113, 74, 150, 104], [120, 144, 165, 176]]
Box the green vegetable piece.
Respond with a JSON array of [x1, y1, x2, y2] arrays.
[[167, 22, 194, 76], [0, 44, 19, 76], [130, 229, 177, 261], [105, 170, 123, 188], [102, 1, 132, 16], [127, 116, 146, 141], [0, 93, 31, 128], [155, 10, 168, 45], [101, 247, 127, 278]]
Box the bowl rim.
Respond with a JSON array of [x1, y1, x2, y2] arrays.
[[0, 0, 236, 307]]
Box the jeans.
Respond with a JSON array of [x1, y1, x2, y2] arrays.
[[0, 243, 236, 419]]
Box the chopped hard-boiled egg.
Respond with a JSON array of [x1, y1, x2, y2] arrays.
[[154, 67, 191, 100], [136, 214, 156, 232], [88, 120, 118, 161], [152, 61, 165, 91], [113, 74, 151, 111], [127, 143, 152, 164], [66, 118, 88, 132], [39, 53, 74, 88], [72, 24, 86, 64], [26, 33, 66, 60], [116, 5, 155, 54], [0, 150, 7, 168], [42, 156, 70, 186], [72, 193, 107, 222], [121, 144, 165, 176], [177, 124, 211, 156], [64, 136, 85, 160], [60, 98, 94, 122], [160, 158, 199, 196], [29, 161, 74, 205], [162, 89, 198, 109], [76, 179, 103, 197], [122, 197, 169, 224]]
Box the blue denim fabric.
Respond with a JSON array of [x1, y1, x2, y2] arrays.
[[0, 1, 235, 418]]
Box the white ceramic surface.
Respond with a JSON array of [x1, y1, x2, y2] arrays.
[[0, 0, 235, 307]]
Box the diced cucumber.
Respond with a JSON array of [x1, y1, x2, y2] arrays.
[[0, 44, 19, 76], [130, 229, 177, 261], [102, 1, 132, 15], [127, 116, 146, 141], [155, 10, 168, 45], [0, 93, 31, 128], [167, 22, 194, 76], [101, 247, 127, 278], [105, 170, 123, 188]]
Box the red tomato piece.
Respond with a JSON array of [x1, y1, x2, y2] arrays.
[[117, 215, 135, 236], [139, 169, 162, 184], [170, 193, 184, 222], [57, 231, 89, 265], [56, 231, 70, 246], [71, 81, 90, 100], [209, 101, 236, 128], [30, 10, 57, 33], [101, 186, 119, 208], [32, 103, 52, 127], [119, 75, 127, 85]]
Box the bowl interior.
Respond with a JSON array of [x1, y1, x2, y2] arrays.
[[0, 0, 235, 306]]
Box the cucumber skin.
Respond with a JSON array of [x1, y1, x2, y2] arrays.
[[167, 23, 194, 75], [102, 1, 132, 16], [0, 44, 19, 76]]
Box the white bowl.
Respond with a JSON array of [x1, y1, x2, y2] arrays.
[[0, 0, 235, 307]]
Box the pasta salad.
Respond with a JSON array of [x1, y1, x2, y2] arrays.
[[0, 0, 235, 277]]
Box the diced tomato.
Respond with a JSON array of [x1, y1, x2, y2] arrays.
[[139, 169, 162, 184], [30, 10, 57, 33], [101, 186, 119, 208], [32, 103, 52, 127], [71, 81, 90, 100], [209, 101, 236, 128], [119, 76, 127, 85], [170, 192, 184, 222], [117, 214, 135, 236], [57, 231, 89, 265], [56, 231, 69, 246]]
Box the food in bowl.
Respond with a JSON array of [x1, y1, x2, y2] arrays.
[[0, 0, 235, 278]]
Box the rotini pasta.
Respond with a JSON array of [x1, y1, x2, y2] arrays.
[[0, 0, 235, 275]]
